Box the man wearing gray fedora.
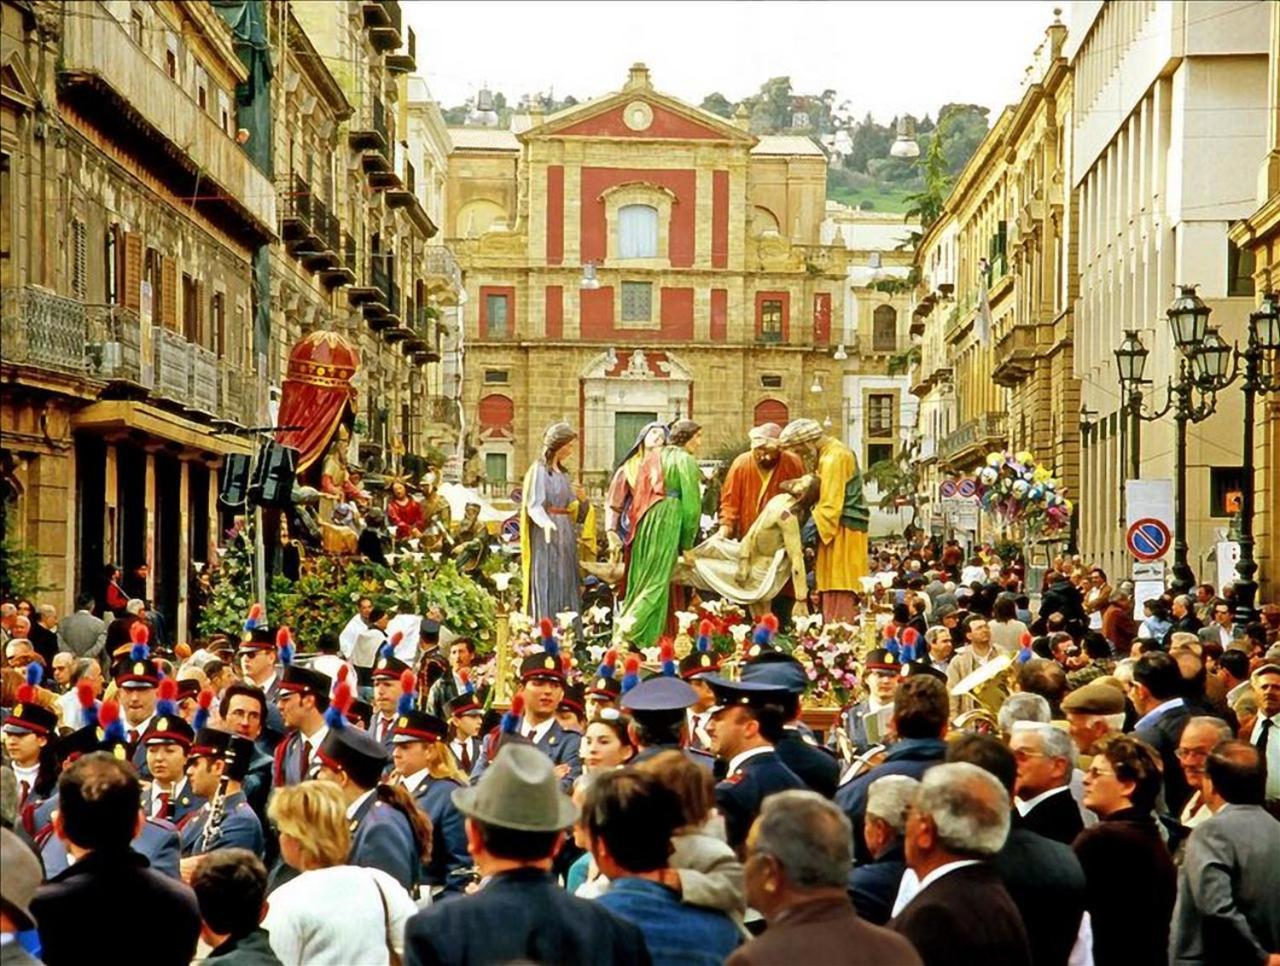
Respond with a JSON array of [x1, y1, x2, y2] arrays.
[[1, 827, 43, 965], [403, 743, 651, 966]]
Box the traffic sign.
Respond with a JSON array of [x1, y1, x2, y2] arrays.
[[956, 478, 977, 498], [939, 480, 958, 498], [1126, 517, 1171, 562], [501, 516, 521, 543]]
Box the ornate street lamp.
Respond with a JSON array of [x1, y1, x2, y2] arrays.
[[1114, 330, 1149, 385], [1167, 284, 1210, 351], [1114, 329, 1170, 482], [1190, 329, 1233, 388], [1228, 293, 1280, 623]]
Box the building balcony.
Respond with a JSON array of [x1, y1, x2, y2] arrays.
[[187, 343, 218, 416], [322, 232, 358, 288], [371, 1, 404, 53], [424, 245, 462, 295], [424, 396, 460, 429], [386, 25, 416, 73], [214, 364, 257, 429], [58, 3, 275, 240], [939, 412, 1007, 467], [991, 321, 1039, 388], [348, 97, 388, 153], [386, 159, 437, 237], [152, 326, 192, 404], [86, 303, 150, 389], [1, 285, 88, 377], [300, 199, 340, 272], [281, 173, 320, 249]]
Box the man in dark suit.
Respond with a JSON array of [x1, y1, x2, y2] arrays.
[[741, 652, 839, 798], [947, 734, 1088, 966], [888, 762, 1032, 966], [30, 753, 200, 965], [1008, 722, 1084, 845], [706, 677, 807, 852], [1131, 651, 1193, 813], [403, 743, 650, 966], [849, 774, 917, 925]]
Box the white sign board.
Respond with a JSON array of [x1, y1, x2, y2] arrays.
[[1215, 541, 1241, 595], [1132, 560, 1166, 582], [954, 501, 980, 532], [1133, 581, 1166, 621], [1125, 481, 1174, 534]]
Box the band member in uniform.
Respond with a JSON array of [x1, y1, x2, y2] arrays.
[[557, 683, 587, 734], [370, 646, 412, 750], [620, 675, 716, 771], [586, 650, 623, 720], [113, 623, 162, 776], [2, 666, 58, 812], [315, 681, 428, 895], [272, 665, 332, 787], [141, 704, 203, 823], [445, 679, 484, 776], [175, 678, 202, 724], [390, 699, 473, 893], [237, 625, 286, 745], [827, 648, 902, 756], [705, 676, 807, 852], [218, 683, 274, 823], [179, 729, 265, 875], [741, 651, 839, 797], [471, 622, 581, 789], [679, 622, 723, 753]]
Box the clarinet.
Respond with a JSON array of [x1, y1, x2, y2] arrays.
[[200, 774, 229, 853]]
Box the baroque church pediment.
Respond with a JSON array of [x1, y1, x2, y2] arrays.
[[581, 349, 695, 383]]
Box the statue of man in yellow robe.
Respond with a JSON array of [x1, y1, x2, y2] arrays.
[[779, 418, 870, 622]]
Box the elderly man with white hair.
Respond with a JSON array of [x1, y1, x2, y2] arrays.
[[849, 775, 918, 925], [888, 762, 1032, 966], [1010, 723, 1084, 845]]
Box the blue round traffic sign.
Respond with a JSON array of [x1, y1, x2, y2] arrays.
[[1126, 518, 1171, 562], [956, 478, 977, 498], [939, 480, 958, 498]]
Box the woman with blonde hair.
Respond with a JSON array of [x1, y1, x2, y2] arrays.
[[262, 781, 418, 965]]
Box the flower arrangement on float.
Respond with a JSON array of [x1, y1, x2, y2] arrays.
[[976, 449, 1073, 535]]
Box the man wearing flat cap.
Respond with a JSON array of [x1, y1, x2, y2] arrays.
[[706, 677, 807, 851], [778, 418, 869, 623], [403, 744, 650, 966], [1061, 680, 1127, 766]]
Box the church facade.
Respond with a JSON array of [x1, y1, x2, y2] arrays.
[[445, 64, 852, 493]]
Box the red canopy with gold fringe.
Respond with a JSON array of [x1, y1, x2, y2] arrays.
[[275, 331, 359, 473]]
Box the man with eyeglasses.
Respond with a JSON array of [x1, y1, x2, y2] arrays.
[[1173, 716, 1233, 830], [1198, 599, 1241, 650]]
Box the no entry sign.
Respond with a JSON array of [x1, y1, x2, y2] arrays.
[[1127, 517, 1172, 562]]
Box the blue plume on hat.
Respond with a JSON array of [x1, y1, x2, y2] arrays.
[[621, 654, 641, 694], [99, 701, 126, 746], [193, 690, 213, 733], [25, 662, 42, 688], [129, 642, 149, 662], [156, 677, 178, 718], [884, 637, 901, 659], [243, 601, 263, 632], [752, 625, 771, 648], [500, 693, 525, 734], [277, 627, 294, 667], [324, 681, 353, 730], [379, 641, 394, 662], [595, 649, 618, 681], [660, 640, 677, 678], [900, 640, 916, 662], [539, 618, 560, 660], [397, 670, 416, 716]]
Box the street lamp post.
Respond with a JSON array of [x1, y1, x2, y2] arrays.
[[1229, 293, 1280, 624], [1113, 286, 1228, 596]]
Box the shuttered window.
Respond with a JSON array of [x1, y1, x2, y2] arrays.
[[161, 255, 177, 328], [71, 219, 87, 300], [123, 231, 142, 312]]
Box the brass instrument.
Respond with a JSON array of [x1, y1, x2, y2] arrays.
[[948, 653, 1013, 734]]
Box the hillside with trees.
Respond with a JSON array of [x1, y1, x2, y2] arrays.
[[442, 76, 992, 214]]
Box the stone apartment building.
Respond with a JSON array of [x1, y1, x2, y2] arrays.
[[447, 64, 851, 492], [0, 0, 453, 635]]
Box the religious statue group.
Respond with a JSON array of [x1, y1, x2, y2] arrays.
[[519, 416, 871, 649]]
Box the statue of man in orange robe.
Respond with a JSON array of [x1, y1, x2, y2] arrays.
[[716, 422, 805, 623]]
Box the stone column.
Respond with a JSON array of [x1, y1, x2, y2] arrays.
[[177, 459, 190, 646]]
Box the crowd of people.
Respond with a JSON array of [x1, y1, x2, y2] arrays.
[[1, 539, 1279, 966]]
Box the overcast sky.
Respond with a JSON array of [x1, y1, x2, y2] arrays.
[[405, 1, 1071, 123]]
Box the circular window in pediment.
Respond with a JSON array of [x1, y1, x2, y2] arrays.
[[624, 101, 653, 132]]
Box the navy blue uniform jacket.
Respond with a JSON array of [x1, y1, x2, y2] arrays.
[[410, 776, 472, 890], [715, 749, 806, 850], [404, 868, 652, 966], [350, 791, 419, 894]]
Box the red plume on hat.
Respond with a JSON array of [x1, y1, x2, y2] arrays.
[[398, 669, 417, 715], [277, 627, 294, 666], [325, 681, 354, 729], [78, 680, 99, 728], [193, 689, 214, 732]]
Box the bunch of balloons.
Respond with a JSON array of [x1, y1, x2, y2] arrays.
[[975, 449, 1073, 534]]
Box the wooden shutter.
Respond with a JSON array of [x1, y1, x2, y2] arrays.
[[71, 220, 87, 299], [161, 255, 178, 329], [122, 231, 142, 311], [196, 279, 206, 346]]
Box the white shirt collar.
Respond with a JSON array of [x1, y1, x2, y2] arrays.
[[12, 762, 39, 780], [727, 745, 774, 775], [1135, 697, 1185, 730], [126, 713, 154, 735], [524, 716, 555, 743], [1251, 711, 1280, 736], [301, 723, 329, 747], [1014, 784, 1071, 816], [915, 859, 981, 896], [402, 767, 430, 795], [346, 787, 376, 820]]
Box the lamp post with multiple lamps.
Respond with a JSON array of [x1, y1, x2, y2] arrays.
[[1113, 285, 1233, 596]]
